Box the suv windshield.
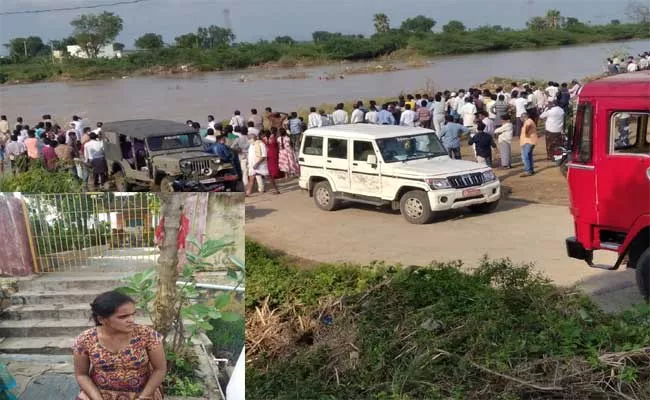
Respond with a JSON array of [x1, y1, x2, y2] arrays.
[[146, 132, 202, 151], [376, 132, 448, 163]]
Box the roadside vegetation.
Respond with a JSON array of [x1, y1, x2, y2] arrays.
[[1, 4, 649, 84], [246, 239, 650, 399]]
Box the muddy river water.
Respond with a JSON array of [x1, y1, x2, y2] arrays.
[[0, 39, 647, 125]]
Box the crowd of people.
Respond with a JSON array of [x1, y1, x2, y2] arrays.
[[606, 52, 650, 74]]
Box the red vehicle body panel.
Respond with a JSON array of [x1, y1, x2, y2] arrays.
[[567, 72, 650, 259]]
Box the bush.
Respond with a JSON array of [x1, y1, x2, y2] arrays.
[[246, 240, 650, 400], [0, 163, 83, 193]]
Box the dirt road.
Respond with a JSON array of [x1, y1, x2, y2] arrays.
[[245, 179, 643, 312]]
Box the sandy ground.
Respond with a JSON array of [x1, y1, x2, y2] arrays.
[[245, 136, 643, 313]]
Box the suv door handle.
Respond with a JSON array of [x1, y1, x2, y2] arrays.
[[352, 162, 358, 166], [326, 160, 332, 163], [298, 157, 304, 162]]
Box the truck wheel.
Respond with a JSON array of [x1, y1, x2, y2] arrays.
[[560, 162, 568, 178], [400, 190, 433, 224], [634, 248, 650, 301], [160, 176, 176, 193], [114, 170, 132, 192], [468, 199, 500, 214], [313, 181, 340, 211]]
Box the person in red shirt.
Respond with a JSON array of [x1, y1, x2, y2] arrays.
[[42, 138, 58, 171]]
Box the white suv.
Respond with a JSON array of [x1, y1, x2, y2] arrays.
[[298, 125, 501, 224]]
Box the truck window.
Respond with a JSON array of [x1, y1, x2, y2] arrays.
[[327, 138, 348, 159], [353, 141, 375, 162], [573, 102, 593, 163], [610, 112, 649, 155], [303, 136, 323, 156]]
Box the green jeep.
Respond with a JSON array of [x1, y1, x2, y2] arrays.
[[102, 119, 240, 192]]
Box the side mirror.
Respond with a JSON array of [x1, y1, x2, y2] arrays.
[[367, 154, 377, 165]]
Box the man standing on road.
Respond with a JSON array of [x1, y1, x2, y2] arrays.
[[378, 104, 395, 125], [513, 91, 528, 137], [519, 112, 538, 177], [332, 103, 349, 125], [308, 107, 322, 129], [431, 94, 446, 134], [417, 100, 432, 129], [468, 121, 496, 167], [399, 104, 417, 127], [350, 103, 364, 124], [229, 110, 245, 129], [539, 100, 565, 160], [249, 109, 263, 131], [440, 115, 468, 160]]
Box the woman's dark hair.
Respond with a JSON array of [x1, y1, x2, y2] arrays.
[[90, 290, 135, 326]]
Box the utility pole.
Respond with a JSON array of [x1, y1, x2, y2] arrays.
[[23, 39, 27, 57]]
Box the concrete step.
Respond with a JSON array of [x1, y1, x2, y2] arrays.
[[0, 336, 74, 355], [2, 303, 93, 321], [11, 290, 105, 306], [17, 274, 130, 292], [0, 317, 151, 337]]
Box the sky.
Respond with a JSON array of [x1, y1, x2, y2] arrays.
[[0, 0, 635, 54]]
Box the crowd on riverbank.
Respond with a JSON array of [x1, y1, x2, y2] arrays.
[[1, 54, 645, 192]]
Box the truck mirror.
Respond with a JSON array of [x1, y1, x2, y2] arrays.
[[367, 154, 377, 165]]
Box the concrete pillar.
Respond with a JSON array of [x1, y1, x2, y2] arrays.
[[0, 195, 35, 276]]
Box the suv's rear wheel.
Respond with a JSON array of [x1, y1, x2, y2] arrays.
[[400, 190, 433, 224], [634, 248, 650, 301], [468, 199, 500, 214], [114, 169, 132, 192], [313, 181, 340, 211], [160, 176, 176, 193]]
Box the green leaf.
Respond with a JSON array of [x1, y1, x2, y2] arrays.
[[229, 255, 245, 271], [182, 265, 194, 279], [197, 321, 214, 330], [226, 269, 239, 281], [208, 310, 221, 319], [213, 293, 231, 309], [187, 236, 202, 251], [220, 311, 242, 322], [199, 239, 233, 258]]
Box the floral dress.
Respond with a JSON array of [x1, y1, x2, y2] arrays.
[[277, 136, 299, 176], [72, 325, 164, 400]]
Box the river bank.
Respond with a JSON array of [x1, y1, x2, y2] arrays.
[[0, 22, 647, 85]]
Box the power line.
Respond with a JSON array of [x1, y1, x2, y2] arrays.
[[0, 0, 151, 16]]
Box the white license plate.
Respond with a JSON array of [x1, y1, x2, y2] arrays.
[[201, 178, 217, 184], [462, 188, 481, 197]]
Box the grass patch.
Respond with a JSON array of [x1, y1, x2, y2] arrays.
[[246, 240, 650, 399]]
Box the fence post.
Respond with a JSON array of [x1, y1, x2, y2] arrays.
[[21, 198, 39, 273]]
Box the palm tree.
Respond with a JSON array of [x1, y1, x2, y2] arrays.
[[545, 9, 562, 29], [373, 13, 390, 34]]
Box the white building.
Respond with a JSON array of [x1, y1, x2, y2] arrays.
[[65, 44, 122, 59]]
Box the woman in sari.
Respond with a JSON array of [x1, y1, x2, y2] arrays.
[[73, 291, 166, 400], [277, 128, 299, 178], [264, 128, 281, 180]]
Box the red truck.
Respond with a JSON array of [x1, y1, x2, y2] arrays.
[[565, 71, 650, 299]]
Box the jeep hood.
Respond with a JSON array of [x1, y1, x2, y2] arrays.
[[151, 150, 215, 163], [383, 157, 487, 178]]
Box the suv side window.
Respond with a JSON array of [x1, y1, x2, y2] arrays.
[[353, 141, 376, 162], [303, 135, 323, 156], [610, 112, 649, 155], [327, 138, 348, 159]]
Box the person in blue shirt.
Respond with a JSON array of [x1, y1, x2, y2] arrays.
[[439, 115, 469, 160], [209, 135, 242, 179], [378, 103, 395, 125]]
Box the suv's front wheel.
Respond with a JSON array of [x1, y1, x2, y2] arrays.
[[400, 190, 433, 224], [114, 169, 132, 192], [313, 181, 340, 211]]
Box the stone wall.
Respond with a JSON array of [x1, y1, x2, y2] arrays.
[[0, 195, 34, 276]]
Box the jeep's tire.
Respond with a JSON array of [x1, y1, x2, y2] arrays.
[[634, 248, 650, 301], [468, 199, 500, 214], [400, 190, 433, 224], [313, 181, 340, 211], [114, 169, 132, 192], [160, 176, 176, 193]]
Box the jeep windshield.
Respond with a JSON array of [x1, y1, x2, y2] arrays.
[[376, 132, 448, 163], [146, 132, 202, 151]]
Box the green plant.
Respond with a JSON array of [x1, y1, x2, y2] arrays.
[[0, 163, 83, 193], [164, 345, 204, 396], [117, 235, 244, 352]]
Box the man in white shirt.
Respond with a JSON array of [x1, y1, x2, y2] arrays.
[[84, 132, 107, 187], [71, 115, 84, 137], [207, 115, 216, 129], [545, 81, 559, 100], [399, 104, 417, 127], [480, 111, 495, 135], [365, 107, 379, 124], [229, 110, 245, 129], [533, 86, 547, 110], [627, 59, 638, 72], [539, 100, 565, 160], [308, 107, 322, 129], [246, 121, 260, 136], [331, 103, 349, 125], [460, 97, 477, 129], [91, 122, 103, 135], [350, 103, 364, 124], [513, 91, 528, 137]]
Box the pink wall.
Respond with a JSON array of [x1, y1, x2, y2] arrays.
[[0, 195, 34, 276]]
